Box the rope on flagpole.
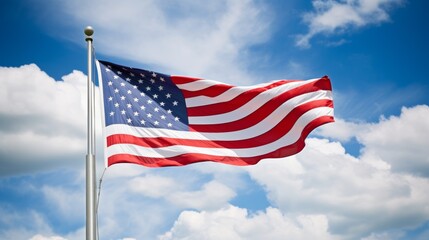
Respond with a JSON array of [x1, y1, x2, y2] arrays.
[[96, 167, 107, 240]]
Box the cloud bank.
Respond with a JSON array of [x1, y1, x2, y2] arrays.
[[0, 65, 87, 175], [1, 63, 429, 239]]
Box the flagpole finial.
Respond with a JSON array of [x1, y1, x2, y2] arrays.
[[84, 26, 94, 41]]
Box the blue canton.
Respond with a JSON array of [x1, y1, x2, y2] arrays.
[[98, 61, 189, 131]]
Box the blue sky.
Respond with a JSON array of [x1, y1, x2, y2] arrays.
[[1, 0, 429, 239]]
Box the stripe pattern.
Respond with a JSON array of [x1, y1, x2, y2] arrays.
[[97, 60, 334, 167]]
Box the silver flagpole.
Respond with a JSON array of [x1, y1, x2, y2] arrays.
[[84, 26, 97, 240]]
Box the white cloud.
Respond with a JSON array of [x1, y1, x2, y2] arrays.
[[0, 65, 89, 175], [159, 205, 339, 240], [0, 207, 58, 240], [43, 0, 271, 84], [317, 105, 429, 176], [41, 185, 85, 223], [358, 105, 429, 176], [29, 235, 67, 240], [129, 174, 178, 198], [314, 117, 367, 142], [296, 0, 403, 48], [129, 174, 236, 210], [168, 181, 236, 210], [0, 64, 108, 176]]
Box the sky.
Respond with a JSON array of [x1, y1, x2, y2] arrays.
[[0, 0, 429, 239]]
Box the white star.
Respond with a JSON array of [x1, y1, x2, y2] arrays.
[[167, 123, 173, 127], [147, 113, 152, 118], [167, 109, 172, 114], [160, 77, 165, 82], [120, 96, 126, 101], [113, 75, 119, 79], [153, 94, 158, 99], [173, 101, 178, 106], [108, 81, 113, 86], [160, 102, 165, 106], [121, 110, 126, 115], [146, 86, 151, 91], [127, 104, 132, 108], [105, 68, 111, 72], [133, 85, 138, 89], [109, 111, 115, 116], [166, 93, 171, 98], [154, 107, 159, 112], [130, 73, 135, 77], [117, 71, 122, 75], [140, 119, 146, 125], [158, 86, 164, 91], [147, 99, 153, 104], [140, 92, 145, 97], [114, 88, 119, 93], [161, 115, 166, 120], [125, 78, 131, 82], [114, 103, 119, 108], [174, 116, 180, 121], [140, 105, 146, 110], [140, 73, 145, 78], [127, 118, 132, 123], [133, 111, 139, 116], [138, 79, 143, 84], [120, 82, 126, 87], [108, 96, 113, 101], [150, 79, 155, 84], [127, 90, 132, 94], [154, 121, 159, 126], [152, 72, 157, 77], [133, 98, 139, 102]]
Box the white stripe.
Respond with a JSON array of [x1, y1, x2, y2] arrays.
[[183, 78, 321, 108], [106, 106, 334, 158], [105, 105, 333, 141], [189, 89, 332, 125], [176, 79, 226, 91]]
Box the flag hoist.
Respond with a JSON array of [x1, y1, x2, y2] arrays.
[[84, 26, 97, 240]]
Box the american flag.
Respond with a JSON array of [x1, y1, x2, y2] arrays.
[[96, 60, 334, 167]]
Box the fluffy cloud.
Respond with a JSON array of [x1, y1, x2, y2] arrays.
[[358, 105, 429, 176], [43, 0, 271, 84], [296, 0, 403, 48], [318, 105, 429, 175], [129, 175, 236, 210], [160, 205, 339, 240], [0, 65, 88, 175], [0, 206, 59, 240], [29, 235, 67, 240]]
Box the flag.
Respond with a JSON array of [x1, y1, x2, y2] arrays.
[[96, 60, 334, 167]]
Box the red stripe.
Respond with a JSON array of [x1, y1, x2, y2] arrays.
[[107, 116, 334, 167], [180, 84, 233, 98], [107, 100, 332, 149], [170, 75, 202, 84], [187, 76, 331, 117]]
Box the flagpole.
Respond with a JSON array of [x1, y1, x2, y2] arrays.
[[84, 26, 97, 240]]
